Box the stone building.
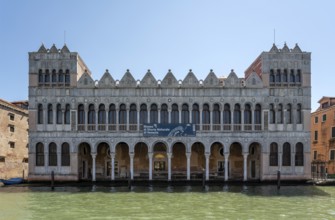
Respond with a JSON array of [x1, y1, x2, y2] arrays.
[[311, 97, 335, 176], [28, 43, 311, 182], [0, 99, 29, 179]]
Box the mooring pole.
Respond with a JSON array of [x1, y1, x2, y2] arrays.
[[202, 169, 205, 188], [277, 170, 281, 190], [128, 171, 132, 190], [51, 171, 55, 190]]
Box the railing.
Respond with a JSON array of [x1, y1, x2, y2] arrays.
[[244, 124, 252, 131], [223, 124, 231, 131], [212, 124, 221, 131], [202, 124, 210, 131], [98, 124, 106, 131], [108, 124, 117, 131], [77, 123, 263, 132], [233, 124, 241, 131]]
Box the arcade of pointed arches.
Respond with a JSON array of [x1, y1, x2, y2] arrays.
[[33, 140, 305, 181]]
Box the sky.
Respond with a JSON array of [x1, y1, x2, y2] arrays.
[[1, 0, 334, 111]]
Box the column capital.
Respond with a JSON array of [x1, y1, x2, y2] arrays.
[[205, 152, 210, 158], [167, 152, 172, 158], [185, 152, 191, 158], [243, 152, 249, 158], [129, 152, 135, 158], [148, 152, 153, 158], [91, 152, 97, 158]]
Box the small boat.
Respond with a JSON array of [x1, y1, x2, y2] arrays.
[[0, 177, 24, 185]]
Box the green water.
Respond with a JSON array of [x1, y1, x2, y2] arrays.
[[0, 185, 334, 219]]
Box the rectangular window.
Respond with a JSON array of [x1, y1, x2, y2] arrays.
[[330, 150, 335, 160], [0, 156, 5, 162], [22, 158, 28, 163], [314, 131, 318, 141], [332, 127, 335, 138], [314, 116, 318, 123], [323, 114, 327, 122], [9, 113, 15, 121], [9, 125, 14, 132], [313, 151, 317, 160], [9, 142, 15, 148]]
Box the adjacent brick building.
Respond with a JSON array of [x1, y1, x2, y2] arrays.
[[311, 97, 335, 176], [0, 99, 29, 179]]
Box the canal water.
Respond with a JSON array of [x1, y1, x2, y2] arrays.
[[0, 185, 334, 219]]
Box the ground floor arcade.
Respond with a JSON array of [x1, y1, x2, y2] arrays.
[[28, 135, 311, 181]]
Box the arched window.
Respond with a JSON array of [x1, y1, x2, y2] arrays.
[[45, 70, 50, 83], [171, 104, 179, 123], [269, 142, 278, 166], [290, 69, 295, 82], [269, 104, 275, 124], [98, 104, 106, 124], [38, 69, 43, 83], [52, 71, 57, 83], [47, 104, 53, 124], [297, 104, 302, 124], [192, 104, 200, 125], [213, 104, 220, 125], [223, 104, 231, 124], [36, 142, 44, 166], [129, 104, 137, 124], [64, 104, 70, 124], [277, 104, 283, 124], [295, 143, 304, 166], [202, 104, 210, 125], [161, 104, 168, 124], [282, 142, 291, 166], [88, 104, 95, 124], [286, 104, 292, 124], [65, 69, 70, 84], [254, 104, 261, 124], [38, 104, 43, 124], [276, 69, 281, 82], [150, 104, 158, 123], [233, 104, 241, 124], [78, 104, 85, 124], [119, 104, 127, 125], [181, 104, 189, 123], [244, 104, 252, 124], [283, 69, 288, 82], [49, 142, 57, 166], [270, 69, 275, 83], [56, 104, 62, 124], [58, 69, 64, 83], [108, 104, 116, 124], [61, 142, 70, 166], [140, 104, 147, 124]]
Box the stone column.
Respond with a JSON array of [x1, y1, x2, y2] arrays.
[[106, 107, 109, 131], [44, 142, 48, 171], [95, 107, 98, 131], [292, 151, 295, 174], [243, 153, 248, 181], [241, 106, 245, 131], [205, 153, 210, 180], [148, 152, 153, 180], [224, 153, 229, 181], [91, 153, 97, 181], [84, 104, 88, 131], [57, 149, 61, 169], [167, 153, 172, 181], [137, 109, 140, 131], [279, 152, 282, 171], [158, 107, 161, 123], [130, 152, 134, 180], [147, 109, 150, 124], [179, 106, 181, 123], [126, 107, 129, 131], [210, 110, 213, 131], [116, 107, 119, 131], [168, 109, 171, 124], [111, 153, 115, 180], [231, 109, 234, 131], [199, 106, 203, 131], [186, 152, 191, 180]]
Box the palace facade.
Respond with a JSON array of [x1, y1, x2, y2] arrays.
[[28, 43, 311, 182]]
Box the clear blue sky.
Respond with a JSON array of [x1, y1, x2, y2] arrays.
[[1, 0, 334, 111]]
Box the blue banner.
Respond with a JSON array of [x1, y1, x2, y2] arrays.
[[143, 123, 196, 137]]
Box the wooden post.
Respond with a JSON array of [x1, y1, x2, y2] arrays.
[[277, 170, 280, 190]]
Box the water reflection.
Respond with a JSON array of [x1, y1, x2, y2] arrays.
[[0, 185, 334, 219]]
